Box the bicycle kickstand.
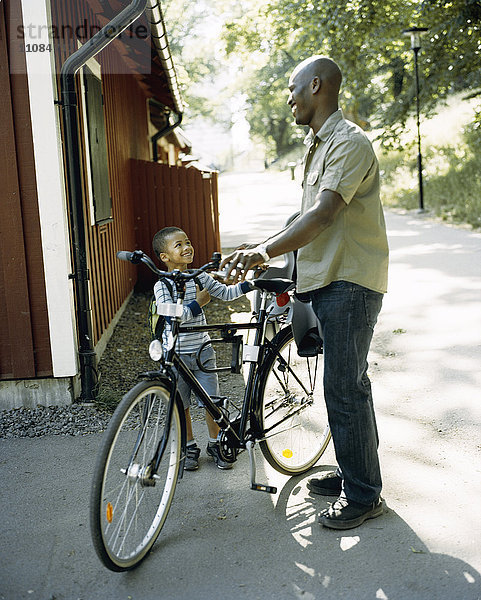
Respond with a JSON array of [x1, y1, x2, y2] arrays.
[[246, 441, 277, 494]]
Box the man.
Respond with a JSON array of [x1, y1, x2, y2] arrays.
[[222, 56, 389, 530]]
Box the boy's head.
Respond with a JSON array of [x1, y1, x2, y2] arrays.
[[153, 227, 194, 269]]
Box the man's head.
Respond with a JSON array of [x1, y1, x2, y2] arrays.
[[153, 227, 194, 269], [287, 56, 342, 132]]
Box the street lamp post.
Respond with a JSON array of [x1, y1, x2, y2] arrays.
[[403, 26, 428, 212]]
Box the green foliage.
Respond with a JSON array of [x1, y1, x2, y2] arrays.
[[162, 0, 231, 121], [241, 51, 307, 158], [380, 109, 481, 228], [222, 0, 481, 150], [162, 0, 481, 227], [94, 385, 121, 413]]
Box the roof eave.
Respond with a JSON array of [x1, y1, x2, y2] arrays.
[[145, 1, 183, 114]]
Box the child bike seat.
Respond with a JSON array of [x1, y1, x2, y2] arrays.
[[253, 278, 294, 295]]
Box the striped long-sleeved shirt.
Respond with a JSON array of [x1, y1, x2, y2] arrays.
[[153, 272, 251, 354]]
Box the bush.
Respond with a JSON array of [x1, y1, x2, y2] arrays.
[[379, 111, 481, 229]]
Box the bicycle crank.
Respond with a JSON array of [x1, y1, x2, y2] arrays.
[[217, 431, 238, 464], [246, 441, 277, 494]]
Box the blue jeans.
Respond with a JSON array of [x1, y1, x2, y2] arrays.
[[310, 281, 383, 505]]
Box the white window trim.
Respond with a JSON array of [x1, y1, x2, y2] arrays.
[[78, 52, 102, 226]]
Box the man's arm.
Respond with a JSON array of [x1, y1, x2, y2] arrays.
[[221, 189, 346, 281]]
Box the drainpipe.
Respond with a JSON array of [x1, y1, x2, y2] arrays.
[[150, 101, 183, 162], [60, 0, 149, 402]]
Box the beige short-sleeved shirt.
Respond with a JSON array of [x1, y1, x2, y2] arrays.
[[297, 110, 389, 294]]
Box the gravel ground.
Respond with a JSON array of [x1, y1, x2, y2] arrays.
[[0, 292, 250, 439]]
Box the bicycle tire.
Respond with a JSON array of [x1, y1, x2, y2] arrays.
[[254, 325, 330, 475], [90, 380, 183, 571]]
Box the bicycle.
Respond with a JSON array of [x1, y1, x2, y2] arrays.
[[90, 249, 330, 571]]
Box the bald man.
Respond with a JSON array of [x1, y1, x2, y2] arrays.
[[222, 56, 389, 530]]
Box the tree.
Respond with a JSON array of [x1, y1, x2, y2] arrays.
[[222, 0, 481, 151], [162, 0, 231, 122], [239, 51, 303, 159]]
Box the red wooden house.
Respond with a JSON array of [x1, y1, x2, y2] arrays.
[[0, 0, 221, 408]]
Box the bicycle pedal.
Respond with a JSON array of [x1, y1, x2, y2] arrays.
[[210, 395, 228, 406], [251, 483, 277, 494]]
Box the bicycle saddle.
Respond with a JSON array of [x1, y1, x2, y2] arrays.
[[253, 278, 294, 294]]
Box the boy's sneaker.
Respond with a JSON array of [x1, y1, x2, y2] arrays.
[[206, 441, 233, 470], [184, 444, 200, 471]]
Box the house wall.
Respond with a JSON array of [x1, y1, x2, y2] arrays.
[[0, 0, 221, 406], [85, 67, 152, 345], [0, 0, 54, 382], [50, 0, 152, 348], [49, 0, 221, 345]]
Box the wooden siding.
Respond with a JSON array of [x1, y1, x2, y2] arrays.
[[50, 0, 220, 344], [131, 161, 221, 290], [0, 0, 221, 383], [0, 0, 53, 380], [51, 0, 151, 345]]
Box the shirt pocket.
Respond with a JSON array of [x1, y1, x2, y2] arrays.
[[306, 171, 319, 186]]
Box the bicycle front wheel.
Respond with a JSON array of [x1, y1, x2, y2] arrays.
[[255, 325, 330, 475], [90, 380, 183, 571]]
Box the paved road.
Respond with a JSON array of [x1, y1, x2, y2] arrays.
[[1, 170, 480, 600]]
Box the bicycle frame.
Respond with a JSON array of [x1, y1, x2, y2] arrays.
[[148, 284, 276, 475], [116, 249, 320, 484], [90, 250, 328, 573]]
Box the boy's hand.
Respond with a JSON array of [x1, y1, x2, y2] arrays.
[[196, 286, 211, 307]]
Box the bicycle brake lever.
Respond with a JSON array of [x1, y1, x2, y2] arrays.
[[210, 252, 222, 269]]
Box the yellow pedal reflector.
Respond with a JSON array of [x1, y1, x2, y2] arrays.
[[282, 449, 293, 458], [106, 502, 113, 523]]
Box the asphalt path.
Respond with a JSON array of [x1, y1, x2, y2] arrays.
[[1, 170, 480, 600]]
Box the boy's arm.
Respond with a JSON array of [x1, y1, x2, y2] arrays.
[[154, 279, 202, 323], [153, 279, 171, 305], [201, 272, 252, 301]]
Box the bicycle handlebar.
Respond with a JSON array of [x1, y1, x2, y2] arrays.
[[116, 250, 222, 282]]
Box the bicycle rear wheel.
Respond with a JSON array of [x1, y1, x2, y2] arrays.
[[90, 380, 183, 571], [255, 325, 330, 475]]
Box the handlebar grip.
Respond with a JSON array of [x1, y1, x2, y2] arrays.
[[116, 250, 144, 264], [116, 251, 134, 262]]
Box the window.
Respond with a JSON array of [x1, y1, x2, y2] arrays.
[[81, 63, 112, 225]]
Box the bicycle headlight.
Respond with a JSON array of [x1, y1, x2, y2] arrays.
[[149, 339, 163, 361]]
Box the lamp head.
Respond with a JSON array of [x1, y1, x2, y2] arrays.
[[403, 27, 429, 51]]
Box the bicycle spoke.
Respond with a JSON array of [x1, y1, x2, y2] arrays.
[[257, 326, 331, 475], [91, 382, 182, 571]]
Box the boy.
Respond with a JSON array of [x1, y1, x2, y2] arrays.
[[152, 227, 251, 471]]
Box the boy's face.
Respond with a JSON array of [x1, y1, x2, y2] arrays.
[[160, 231, 194, 268]]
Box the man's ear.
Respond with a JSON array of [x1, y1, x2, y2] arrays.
[[311, 76, 321, 94], [159, 252, 169, 264]]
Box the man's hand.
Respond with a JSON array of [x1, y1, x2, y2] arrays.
[[196, 286, 211, 307], [220, 247, 266, 283]]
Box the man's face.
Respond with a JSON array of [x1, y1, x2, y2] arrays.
[[161, 231, 194, 267], [287, 70, 314, 126]]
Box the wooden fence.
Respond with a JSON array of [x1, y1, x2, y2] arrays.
[[130, 159, 221, 290], [1, 0, 221, 379]]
